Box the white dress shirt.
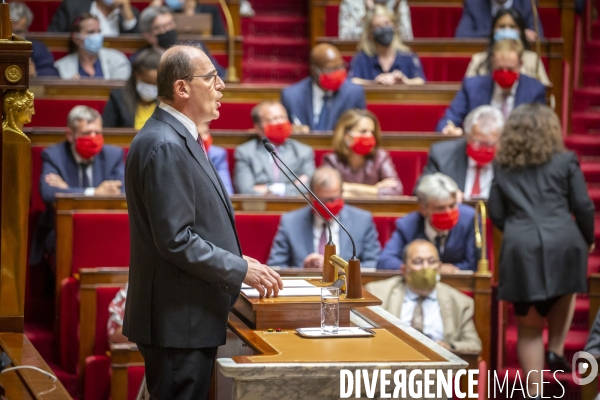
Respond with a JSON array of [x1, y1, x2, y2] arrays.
[[491, 0, 514, 16], [400, 286, 444, 342], [159, 102, 199, 140], [70, 145, 95, 196], [424, 219, 448, 255], [90, 1, 137, 37], [463, 157, 494, 200], [312, 82, 327, 126], [312, 216, 341, 255], [490, 81, 518, 118]]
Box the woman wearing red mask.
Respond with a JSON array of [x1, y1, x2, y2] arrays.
[[349, 5, 425, 86], [489, 104, 595, 397], [322, 109, 402, 196]]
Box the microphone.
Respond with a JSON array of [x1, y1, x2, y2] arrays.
[[261, 138, 357, 260]]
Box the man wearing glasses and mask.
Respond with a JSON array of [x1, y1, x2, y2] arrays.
[[281, 43, 366, 132], [367, 239, 482, 353]]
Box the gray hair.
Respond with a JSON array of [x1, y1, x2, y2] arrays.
[[139, 6, 173, 33], [309, 167, 342, 192], [9, 2, 33, 29], [416, 173, 458, 205], [67, 106, 102, 131], [464, 105, 504, 138]]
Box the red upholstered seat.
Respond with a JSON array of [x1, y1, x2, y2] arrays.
[[366, 104, 447, 132], [59, 277, 79, 373], [235, 214, 281, 264], [128, 366, 146, 400], [83, 355, 111, 400], [211, 103, 255, 130], [31, 99, 106, 128], [419, 56, 471, 82], [93, 286, 122, 356], [72, 213, 130, 274], [372, 216, 397, 247]]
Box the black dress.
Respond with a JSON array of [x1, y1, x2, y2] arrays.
[[489, 151, 595, 302], [102, 89, 135, 128]]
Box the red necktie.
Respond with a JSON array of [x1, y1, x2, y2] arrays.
[[471, 166, 481, 197], [196, 136, 208, 160]]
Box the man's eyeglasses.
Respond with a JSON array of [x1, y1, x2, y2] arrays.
[[409, 258, 441, 267], [191, 70, 219, 86]]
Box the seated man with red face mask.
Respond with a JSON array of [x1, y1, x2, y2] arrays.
[[418, 105, 504, 200], [367, 239, 481, 353], [280, 43, 366, 132], [234, 101, 315, 196], [435, 39, 545, 135], [267, 166, 381, 269], [377, 173, 477, 272], [30, 106, 125, 266]]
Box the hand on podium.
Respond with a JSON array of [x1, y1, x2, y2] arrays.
[[243, 255, 284, 298], [303, 253, 324, 269]]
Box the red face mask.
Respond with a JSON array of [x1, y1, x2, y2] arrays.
[[75, 134, 104, 160], [202, 134, 213, 152], [319, 69, 347, 92], [492, 69, 519, 89], [349, 135, 377, 156], [313, 198, 344, 219], [264, 121, 292, 145], [430, 207, 460, 231], [466, 142, 496, 166]]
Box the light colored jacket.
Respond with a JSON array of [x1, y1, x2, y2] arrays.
[[54, 47, 131, 80], [465, 50, 550, 86], [365, 276, 482, 354]]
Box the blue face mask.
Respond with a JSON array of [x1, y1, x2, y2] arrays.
[[102, 0, 114, 5], [164, 0, 184, 11], [82, 33, 104, 54], [494, 28, 520, 42]]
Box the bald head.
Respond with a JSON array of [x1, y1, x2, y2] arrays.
[[310, 43, 343, 70], [310, 167, 343, 201], [402, 239, 439, 265]]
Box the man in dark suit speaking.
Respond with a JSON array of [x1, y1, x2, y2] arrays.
[[123, 44, 283, 399]]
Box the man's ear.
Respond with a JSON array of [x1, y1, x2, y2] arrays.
[[65, 128, 75, 144], [142, 32, 156, 46], [418, 203, 427, 217], [173, 80, 190, 99]]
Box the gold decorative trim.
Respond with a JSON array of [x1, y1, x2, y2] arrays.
[[5, 65, 23, 83]]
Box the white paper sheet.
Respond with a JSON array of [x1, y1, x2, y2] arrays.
[[241, 279, 316, 289], [241, 286, 323, 297]]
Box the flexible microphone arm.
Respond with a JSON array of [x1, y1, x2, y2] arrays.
[[262, 138, 357, 260], [269, 154, 333, 245]]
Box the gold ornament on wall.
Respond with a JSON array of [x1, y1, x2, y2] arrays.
[[2, 89, 35, 138], [5, 65, 23, 83]]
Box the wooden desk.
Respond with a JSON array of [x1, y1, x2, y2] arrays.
[[0, 333, 71, 399], [26, 34, 244, 81], [25, 128, 450, 150]]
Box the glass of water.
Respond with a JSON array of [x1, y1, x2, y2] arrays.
[[321, 287, 339, 334]]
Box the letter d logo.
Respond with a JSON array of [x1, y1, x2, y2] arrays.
[[572, 351, 598, 386]]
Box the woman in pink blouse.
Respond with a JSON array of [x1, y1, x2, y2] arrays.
[[322, 109, 403, 196]]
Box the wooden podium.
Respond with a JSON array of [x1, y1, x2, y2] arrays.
[[215, 281, 469, 400]]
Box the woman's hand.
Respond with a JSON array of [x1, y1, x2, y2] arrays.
[[376, 178, 399, 189], [374, 72, 398, 85]]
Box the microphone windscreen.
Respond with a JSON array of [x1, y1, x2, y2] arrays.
[[261, 137, 276, 153]]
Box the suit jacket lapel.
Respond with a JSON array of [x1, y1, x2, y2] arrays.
[[257, 140, 275, 182], [436, 284, 455, 343], [299, 208, 316, 259], [453, 141, 468, 190], [483, 76, 495, 105], [388, 280, 406, 318], [514, 77, 526, 105], [305, 79, 315, 128], [63, 142, 81, 187], [92, 152, 104, 187]]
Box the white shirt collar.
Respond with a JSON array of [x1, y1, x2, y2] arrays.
[[491, 0, 514, 15], [405, 285, 438, 301], [424, 218, 447, 242], [159, 102, 199, 140], [90, 1, 121, 37]]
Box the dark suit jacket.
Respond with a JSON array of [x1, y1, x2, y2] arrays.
[[102, 89, 136, 128], [30, 141, 125, 264], [123, 107, 247, 348], [418, 139, 469, 192], [435, 74, 546, 131], [377, 204, 477, 271], [267, 205, 381, 268], [32, 40, 59, 77], [280, 77, 366, 131], [47, 0, 140, 33], [489, 151, 595, 302], [455, 0, 544, 38]]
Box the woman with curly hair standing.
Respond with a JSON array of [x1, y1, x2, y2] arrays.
[[489, 103, 595, 397]]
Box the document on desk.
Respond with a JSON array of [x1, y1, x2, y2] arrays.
[[241, 286, 323, 297], [242, 279, 316, 289]]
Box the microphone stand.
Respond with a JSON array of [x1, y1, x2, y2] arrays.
[[262, 138, 362, 298]]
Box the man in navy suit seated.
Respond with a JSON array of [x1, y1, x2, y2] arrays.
[[377, 173, 477, 272], [10, 2, 59, 77], [455, 0, 544, 41], [280, 43, 366, 132], [31, 106, 125, 265], [197, 122, 233, 194], [268, 166, 381, 269], [420, 105, 504, 201], [436, 39, 545, 134]]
